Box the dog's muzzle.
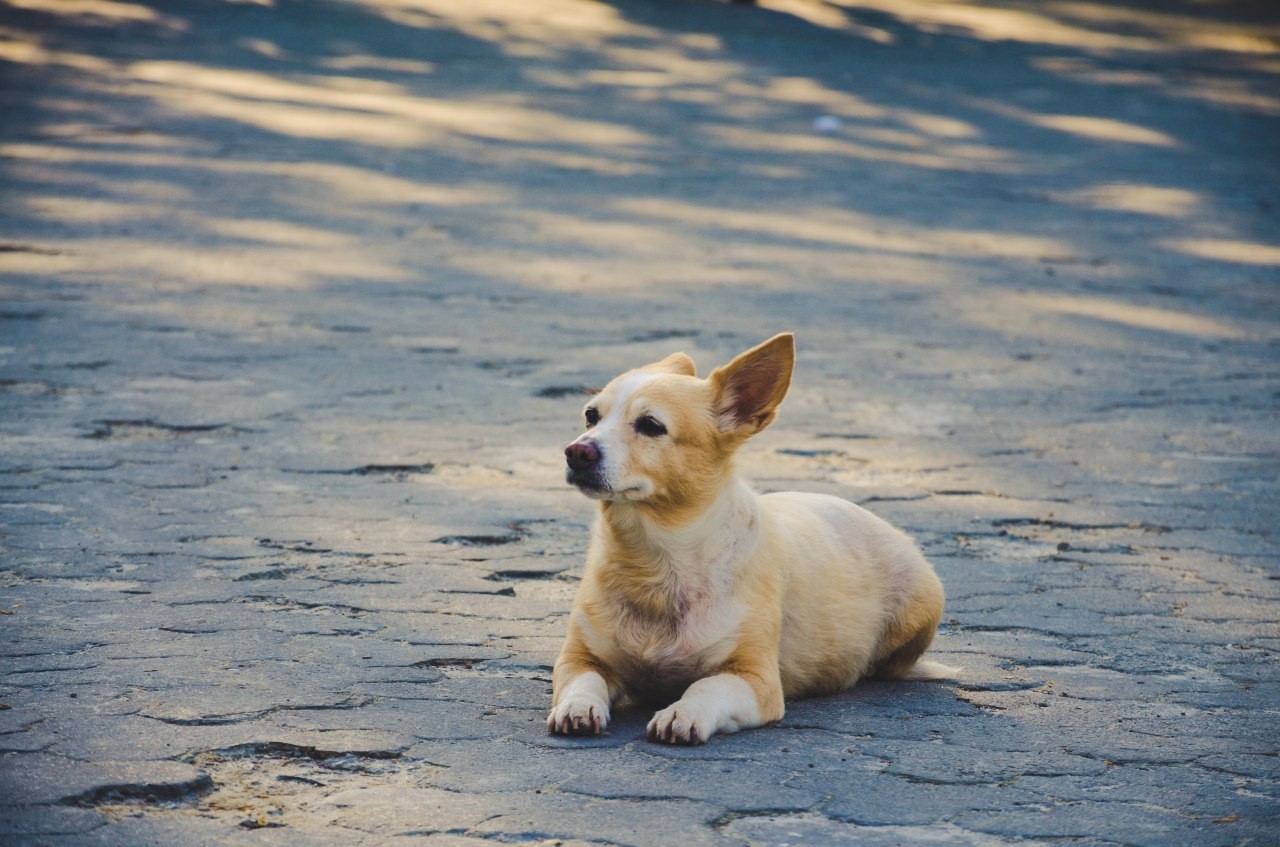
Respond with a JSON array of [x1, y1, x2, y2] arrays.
[[565, 440, 608, 493]]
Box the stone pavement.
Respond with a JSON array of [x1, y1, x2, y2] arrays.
[[1, 0, 1277, 844]]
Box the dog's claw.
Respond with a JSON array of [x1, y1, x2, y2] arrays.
[[648, 704, 711, 745], [548, 698, 609, 737]]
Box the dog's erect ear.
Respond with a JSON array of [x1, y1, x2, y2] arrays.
[[709, 333, 795, 435], [646, 352, 697, 377]]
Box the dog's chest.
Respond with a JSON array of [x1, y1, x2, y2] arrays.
[[610, 578, 743, 681], [589, 492, 760, 695]]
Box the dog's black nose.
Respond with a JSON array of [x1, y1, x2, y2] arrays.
[[565, 441, 600, 471]]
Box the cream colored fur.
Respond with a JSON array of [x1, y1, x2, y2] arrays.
[[547, 333, 957, 744]]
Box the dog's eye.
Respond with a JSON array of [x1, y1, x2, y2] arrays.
[[584, 408, 600, 428], [634, 415, 667, 438]]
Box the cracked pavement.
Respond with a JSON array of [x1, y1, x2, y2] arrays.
[[1, 0, 1277, 844]]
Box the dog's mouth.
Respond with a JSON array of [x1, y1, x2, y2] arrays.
[[566, 466, 611, 497], [565, 468, 649, 501]]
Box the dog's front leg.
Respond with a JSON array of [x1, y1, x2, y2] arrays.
[[647, 664, 784, 745], [547, 629, 617, 736], [548, 666, 612, 736]]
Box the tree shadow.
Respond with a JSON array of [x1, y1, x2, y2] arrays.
[[0, 2, 1277, 839]]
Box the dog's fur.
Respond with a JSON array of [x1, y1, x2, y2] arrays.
[[547, 333, 956, 744]]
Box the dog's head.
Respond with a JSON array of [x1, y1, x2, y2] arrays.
[[564, 333, 795, 517]]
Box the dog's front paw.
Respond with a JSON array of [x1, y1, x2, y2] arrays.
[[645, 674, 771, 744], [646, 701, 715, 745], [547, 697, 609, 736]]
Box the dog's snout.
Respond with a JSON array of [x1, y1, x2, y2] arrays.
[[565, 441, 601, 471]]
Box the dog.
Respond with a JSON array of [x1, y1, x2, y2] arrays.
[[547, 333, 956, 744]]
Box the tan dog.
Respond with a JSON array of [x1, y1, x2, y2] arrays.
[[547, 333, 956, 744]]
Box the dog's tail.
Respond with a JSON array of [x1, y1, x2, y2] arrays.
[[899, 659, 962, 681]]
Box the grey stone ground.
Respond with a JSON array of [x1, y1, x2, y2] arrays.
[[1, 0, 1278, 844]]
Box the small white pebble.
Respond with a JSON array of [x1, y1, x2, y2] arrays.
[[812, 114, 842, 134]]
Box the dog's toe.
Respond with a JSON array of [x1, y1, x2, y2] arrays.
[[647, 705, 710, 745], [548, 698, 609, 737]]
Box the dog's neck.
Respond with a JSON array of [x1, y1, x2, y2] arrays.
[[599, 476, 760, 578]]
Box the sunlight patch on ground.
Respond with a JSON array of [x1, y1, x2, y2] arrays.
[[1161, 238, 1280, 267], [0, 143, 515, 209], [5, 0, 187, 30], [1055, 1, 1280, 55], [0, 33, 113, 72], [972, 100, 1180, 147], [1035, 56, 1280, 116], [1025, 113, 1178, 147], [352, 0, 653, 59], [823, 0, 1280, 56], [203, 218, 361, 248], [319, 54, 436, 75], [1051, 183, 1201, 218], [613, 198, 1069, 262], [0, 237, 410, 289], [825, 0, 1159, 51], [1021, 292, 1252, 340], [706, 125, 1017, 172], [123, 61, 653, 149], [755, 0, 897, 43]]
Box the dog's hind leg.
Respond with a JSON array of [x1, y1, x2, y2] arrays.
[[868, 576, 958, 681], [870, 622, 959, 680]]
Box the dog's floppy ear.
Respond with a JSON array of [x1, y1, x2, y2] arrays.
[[709, 333, 794, 435], [647, 351, 696, 377]]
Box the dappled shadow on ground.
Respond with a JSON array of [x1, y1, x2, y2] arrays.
[[1, 3, 1278, 843], [1, 0, 1276, 519], [2, 0, 1277, 302]]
